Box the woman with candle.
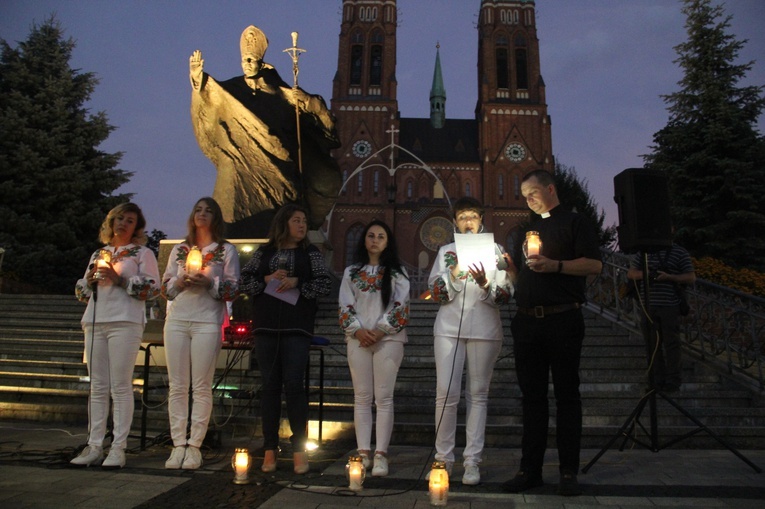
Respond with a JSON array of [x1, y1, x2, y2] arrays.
[[161, 197, 240, 470], [71, 202, 160, 469], [239, 204, 332, 474], [339, 220, 409, 477], [427, 197, 514, 485]]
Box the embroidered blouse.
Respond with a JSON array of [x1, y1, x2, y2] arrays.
[[428, 241, 513, 341], [338, 264, 410, 343], [75, 244, 160, 326], [162, 242, 240, 326]]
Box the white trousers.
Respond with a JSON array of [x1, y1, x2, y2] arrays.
[[347, 339, 404, 453], [83, 322, 143, 450], [164, 320, 222, 448], [434, 335, 501, 466]]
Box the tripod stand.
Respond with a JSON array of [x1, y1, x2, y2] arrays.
[[583, 252, 761, 474]]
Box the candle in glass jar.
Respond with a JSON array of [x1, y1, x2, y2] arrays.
[[348, 462, 363, 491], [428, 461, 449, 506], [186, 246, 203, 274], [96, 250, 111, 279], [526, 234, 540, 256], [232, 448, 250, 484]]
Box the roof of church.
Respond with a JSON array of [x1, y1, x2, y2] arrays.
[[398, 117, 479, 164]]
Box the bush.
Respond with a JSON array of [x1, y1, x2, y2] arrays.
[[693, 257, 765, 297]]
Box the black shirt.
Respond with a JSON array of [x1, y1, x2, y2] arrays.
[[512, 206, 602, 308]]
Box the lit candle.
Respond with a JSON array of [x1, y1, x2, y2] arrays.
[[428, 461, 449, 506], [232, 448, 251, 484], [523, 231, 542, 258], [186, 246, 203, 274], [345, 455, 366, 491], [96, 250, 111, 279]]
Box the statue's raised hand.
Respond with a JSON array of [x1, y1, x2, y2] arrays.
[[189, 50, 204, 89]]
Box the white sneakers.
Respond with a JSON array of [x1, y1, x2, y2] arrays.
[[359, 453, 371, 470], [371, 453, 388, 477], [70, 445, 104, 467], [182, 446, 202, 470], [462, 464, 481, 485], [165, 446, 186, 469], [102, 448, 126, 469]]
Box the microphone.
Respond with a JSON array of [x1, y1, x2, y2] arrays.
[[495, 246, 508, 270]]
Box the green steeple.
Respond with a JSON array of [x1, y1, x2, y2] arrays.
[[430, 43, 446, 129]]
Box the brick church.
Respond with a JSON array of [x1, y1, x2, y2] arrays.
[[326, 0, 554, 289]]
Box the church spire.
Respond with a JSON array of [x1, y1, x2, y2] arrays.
[[429, 43, 446, 129]]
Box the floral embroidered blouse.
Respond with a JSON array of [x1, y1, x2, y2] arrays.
[[162, 242, 240, 327], [428, 242, 513, 341], [75, 244, 160, 326], [339, 264, 410, 343]]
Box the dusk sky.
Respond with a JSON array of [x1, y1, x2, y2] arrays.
[[2, 0, 763, 239]]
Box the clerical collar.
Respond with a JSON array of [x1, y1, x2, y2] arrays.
[[540, 205, 561, 219], [541, 212, 551, 219]]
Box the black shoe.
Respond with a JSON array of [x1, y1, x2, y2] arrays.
[[503, 470, 543, 493], [558, 470, 582, 496]]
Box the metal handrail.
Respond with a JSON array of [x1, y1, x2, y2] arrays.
[[587, 248, 765, 390]]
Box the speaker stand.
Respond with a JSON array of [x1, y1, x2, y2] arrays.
[[582, 253, 761, 474]]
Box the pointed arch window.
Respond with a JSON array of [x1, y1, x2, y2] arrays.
[[370, 46, 383, 86], [341, 170, 348, 195], [495, 35, 509, 89], [345, 223, 365, 268], [515, 35, 528, 90], [406, 180, 413, 199], [350, 31, 364, 86], [498, 174, 505, 199], [373, 169, 379, 196], [357, 171, 364, 194], [465, 181, 472, 197], [514, 174, 520, 200]]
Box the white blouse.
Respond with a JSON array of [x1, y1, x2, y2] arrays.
[[76, 244, 160, 326], [162, 242, 240, 326], [428, 242, 514, 341], [339, 264, 410, 343]]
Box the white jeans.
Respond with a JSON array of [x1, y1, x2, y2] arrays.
[[434, 335, 501, 466], [347, 339, 404, 453], [83, 322, 143, 450], [164, 320, 222, 447]]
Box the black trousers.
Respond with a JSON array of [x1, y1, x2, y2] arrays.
[[511, 309, 585, 475]]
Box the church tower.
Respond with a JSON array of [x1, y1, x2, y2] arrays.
[[331, 0, 398, 206], [476, 0, 553, 216], [328, 0, 554, 275]]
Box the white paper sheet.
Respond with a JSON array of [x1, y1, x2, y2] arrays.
[[454, 233, 497, 272], [264, 278, 300, 305]]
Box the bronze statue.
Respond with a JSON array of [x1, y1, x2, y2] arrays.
[[190, 25, 341, 237]]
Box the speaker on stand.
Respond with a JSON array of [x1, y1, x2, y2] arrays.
[[582, 167, 760, 474]]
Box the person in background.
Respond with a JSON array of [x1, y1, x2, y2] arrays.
[[427, 197, 514, 486], [239, 204, 331, 474], [72, 202, 160, 469], [503, 170, 602, 496], [161, 197, 240, 470], [627, 242, 695, 392], [339, 220, 410, 477]]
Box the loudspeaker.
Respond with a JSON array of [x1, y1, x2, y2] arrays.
[[613, 168, 672, 253]]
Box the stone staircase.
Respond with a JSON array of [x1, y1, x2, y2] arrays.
[[1, 293, 764, 449]]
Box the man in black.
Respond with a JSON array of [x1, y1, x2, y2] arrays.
[[627, 244, 695, 392], [503, 170, 602, 496]]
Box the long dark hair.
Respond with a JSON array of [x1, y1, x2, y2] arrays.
[[351, 220, 407, 308], [265, 203, 310, 250]]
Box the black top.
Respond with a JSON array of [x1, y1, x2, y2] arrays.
[[512, 205, 602, 308], [239, 244, 332, 337]]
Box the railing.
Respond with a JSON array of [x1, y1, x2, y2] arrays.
[[587, 248, 765, 391]]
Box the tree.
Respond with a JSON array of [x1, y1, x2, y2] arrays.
[[146, 229, 167, 259], [643, 0, 765, 270], [554, 162, 617, 248], [0, 17, 131, 293]]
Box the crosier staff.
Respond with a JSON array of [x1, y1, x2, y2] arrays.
[[283, 32, 306, 175]]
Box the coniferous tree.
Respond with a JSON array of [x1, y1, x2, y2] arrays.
[[554, 162, 617, 248], [644, 0, 765, 270], [0, 17, 131, 293]]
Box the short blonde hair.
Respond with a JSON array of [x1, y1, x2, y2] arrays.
[[99, 202, 148, 245]]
